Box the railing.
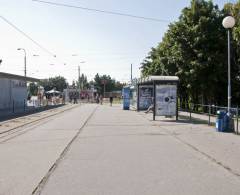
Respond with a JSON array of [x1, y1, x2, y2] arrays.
[[179, 103, 239, 135], [0, 98, 65, 118]]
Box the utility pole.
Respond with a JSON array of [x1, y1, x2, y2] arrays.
[[24, 54, 26, 77], [78, 65, 81, 90], [17, 48, 27, 77], [131, 64, 133, 84], [104, 81, 106, 98]]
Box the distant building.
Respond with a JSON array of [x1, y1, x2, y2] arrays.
[[0, 72, 39, 110], [105, 91, 122, 98]]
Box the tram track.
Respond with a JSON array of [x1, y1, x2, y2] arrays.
[[0, 104, 81, 143]]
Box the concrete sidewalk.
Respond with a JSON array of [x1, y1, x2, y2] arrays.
[[40, 105, 240, 195]]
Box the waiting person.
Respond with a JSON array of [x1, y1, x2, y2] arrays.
[[145, 97, 154, 113], [145, 103, 154, 113]]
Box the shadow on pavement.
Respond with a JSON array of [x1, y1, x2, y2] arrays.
[[178, 114, 216, 125]]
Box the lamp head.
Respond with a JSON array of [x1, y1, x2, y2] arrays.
[[223, 16, 235, 29]]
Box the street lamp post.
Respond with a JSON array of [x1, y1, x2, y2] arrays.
[[78, 61, 86, 90], [222, 16, 235, 114], [17, 48, 27, 77], [71, 54, 86, 90]]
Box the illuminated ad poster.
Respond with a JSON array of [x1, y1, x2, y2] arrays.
[[139, 85, 153, 110], [155, 85, 177, 116]]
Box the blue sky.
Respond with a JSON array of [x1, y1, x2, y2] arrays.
[[0, 0, 235, 83]]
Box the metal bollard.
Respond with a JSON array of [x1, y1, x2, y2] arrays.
[[24, 99, 26, 112], [236, 106, 239, 135], [12, 100, 15, 113], [208, 105, 211, 126], [189, 103, 192, 121]]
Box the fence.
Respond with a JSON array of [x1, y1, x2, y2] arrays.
[[0, 97, 65, 118], [179, 103, 239, 135]]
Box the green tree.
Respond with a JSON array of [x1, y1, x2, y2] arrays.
[[40, 76, 68, 92], [28, 82, 38, 96], [78, 73, 89, 90], [92, 73, 124, 94], [141, 0, 233, 107]]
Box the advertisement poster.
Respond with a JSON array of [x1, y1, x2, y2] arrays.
[[130, 89, 137, 108], [155, 85, 177, 116], [139, 86, 153, 110]]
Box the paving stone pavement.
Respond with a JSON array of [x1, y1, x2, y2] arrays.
[[39, 105, 240, 195]]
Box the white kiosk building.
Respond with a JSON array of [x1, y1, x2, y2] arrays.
[[0, 72, 39, 111]]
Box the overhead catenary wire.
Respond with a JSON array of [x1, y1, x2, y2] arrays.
[[32, 0, 170, 23], [0, 15, 56, 57]]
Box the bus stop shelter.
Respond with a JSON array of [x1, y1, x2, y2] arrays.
[[137, 76, 179, 121]]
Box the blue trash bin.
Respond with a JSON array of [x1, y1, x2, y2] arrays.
[[223, 113, 235, 132], [216, 110, 234, 132], [216, 110, 226, 132]]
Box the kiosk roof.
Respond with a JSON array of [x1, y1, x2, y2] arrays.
[[0, 72, 39, 82]]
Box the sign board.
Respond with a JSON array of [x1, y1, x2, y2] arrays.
[[155, 85, 177, 116], [139, 85, 153, 110], [12, 80, 26, 88]]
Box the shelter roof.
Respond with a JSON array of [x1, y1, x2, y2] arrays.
[[137, 76, 179, 84]]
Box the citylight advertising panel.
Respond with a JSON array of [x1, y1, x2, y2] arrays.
[[155, 85, 177, 116], [139, 85, 153, 110]]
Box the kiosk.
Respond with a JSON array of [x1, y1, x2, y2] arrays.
[[122, 86, 130, 110]]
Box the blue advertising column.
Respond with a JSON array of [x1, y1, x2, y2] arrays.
[[122, 86, 130, 110]]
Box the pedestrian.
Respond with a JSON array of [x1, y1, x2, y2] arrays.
[[96, 94, 99, 104], [87, 94, 90, 103], [109, 96, 113, 106], [73, 92, 78, 104], [69, 93, 73, 104], [100, 95, 103, 105]]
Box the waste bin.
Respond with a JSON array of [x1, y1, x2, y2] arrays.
[[223, 113, 235, 132], [216, 110, 226, 132], [216, 110, 234, 132]]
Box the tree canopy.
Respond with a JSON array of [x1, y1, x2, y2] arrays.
[[39, 76, 68, 92], [91, 73, 124, 94], [141, 0, 240, 107]]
